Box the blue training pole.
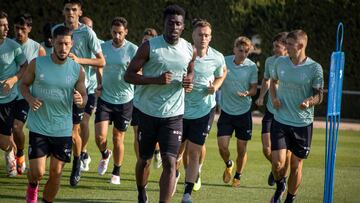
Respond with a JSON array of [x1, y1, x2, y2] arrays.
[[323, 22, 345, 203]]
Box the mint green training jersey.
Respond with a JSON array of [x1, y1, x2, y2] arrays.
[[27, 56, 81, 137], [101, 40, 138, 104], [40, 42, 53, 56], [53, 23, 102, 93], [134, 35, 193, 118], [0, 38, 27, 103], [272, 56, 323, 127], [17, 38, 41, 100], [220, 56, 258, 115], [184, 47, 225, 119], [263, 55, 278, 114]]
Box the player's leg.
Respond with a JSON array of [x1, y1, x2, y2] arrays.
[[43, 136, 72, 202], [136, 111, 157, 203], [12, 99, 29, 175], [158, 115, 182, 202], [217, 110, 234, 184]]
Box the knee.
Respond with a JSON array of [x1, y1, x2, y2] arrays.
[[161, 156, 176, 170], [29, 169, 45, 181], [48, 167, 62, 181], [13, 122, 24, 134], [112, 134, 123, 145], [138, 158, 151, 169], [272, 160, 284, 172]]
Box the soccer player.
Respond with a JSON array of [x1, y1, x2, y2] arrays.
[[40, 22, 54, 56], [77, 15, 102, 172], [94, 17, 138, 184], [21, 25, 87, 203], [0, 10, 27, 177], [56, 0, 105, 186], [217, 36, 258, 187], [12, 13, 46, 175], [132, 27, 162, 169], [180, 19, 227, 202], [269, 29, 323, 203], [124, 5, 195, 203], [255, 32, 290, 186]]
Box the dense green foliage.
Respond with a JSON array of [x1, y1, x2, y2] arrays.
[[1, 0, 359, 118]]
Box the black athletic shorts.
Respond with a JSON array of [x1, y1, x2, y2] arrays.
[[137, 110, 182, 160], [72, 103, 85, 125], [14, 99, 29, 123], [0, 99, 16, 136], [84, 93, 97, 115], [182, 108, 215, 145], [131, 106, 140, 126], [270, 119, 313, 159], [28, 131, 72, 162], [95, 98, 132, 131], [261, 106, 274, 134], [217, 109, 252, 141]]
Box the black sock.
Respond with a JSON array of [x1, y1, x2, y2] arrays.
[[184, 182, 194, 195], [101, 149, 109, 159], [73, 156, 81, 169], [137, 185, 147, 203], [284, 192, 296, 203], [234, 172, 241, 180], [16, 149, 24, 157], [81, 151, 88, 160], [42, 198, 52, 203], [225, 160, 233, 168], [112, 164, 121, 176], [154, 149, 160, 154], [275, 177, 286, 191], [176, 169, 179, 177], [29, 182, 38, 188]]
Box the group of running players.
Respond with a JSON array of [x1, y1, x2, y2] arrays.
[[0, 1, 324, 203]]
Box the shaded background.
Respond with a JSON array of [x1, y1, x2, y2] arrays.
[[1, 0, 359, 119]]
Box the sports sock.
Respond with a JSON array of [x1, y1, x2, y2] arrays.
[[29, 182, 38, 188], [101, 149, 109, 159], [184, 182, 194, 195], [234, 172, 241, 180], [225, 160, 233, 168], [16, 149, 24, 157], [73, 156, 81, 169], [42, 198, 52, 203], [284, 192, 296, 203], [176, 169, 180, 177], [112, 164, 121, 176], [137, 185, 147, 203], [154, 149, 160, 155]]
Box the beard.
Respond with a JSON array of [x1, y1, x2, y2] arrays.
[[54, 50, 69, 61]]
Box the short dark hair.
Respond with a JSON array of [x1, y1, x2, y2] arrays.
[[163, 4, 185, 21], [111, 17, 128, 28], [272, 32, 288, 44], [14, 13, 33, 27], [287, 29, 308, 42], [43, 22, 55, 38], [63, 0, 82, 7], [0, 10, 8, 19], [53, 25, 73, 39], [191, 18, 211, 30], [143, 28, 157, 37]]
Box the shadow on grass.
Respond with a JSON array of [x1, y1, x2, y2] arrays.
[[200, 182, 274, 191]]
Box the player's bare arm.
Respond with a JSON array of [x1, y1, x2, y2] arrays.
[[20, 59, 42, 111], [208, 65, 227, 94], [74, 66, 87, 108], [124, 41, 169, 85]]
